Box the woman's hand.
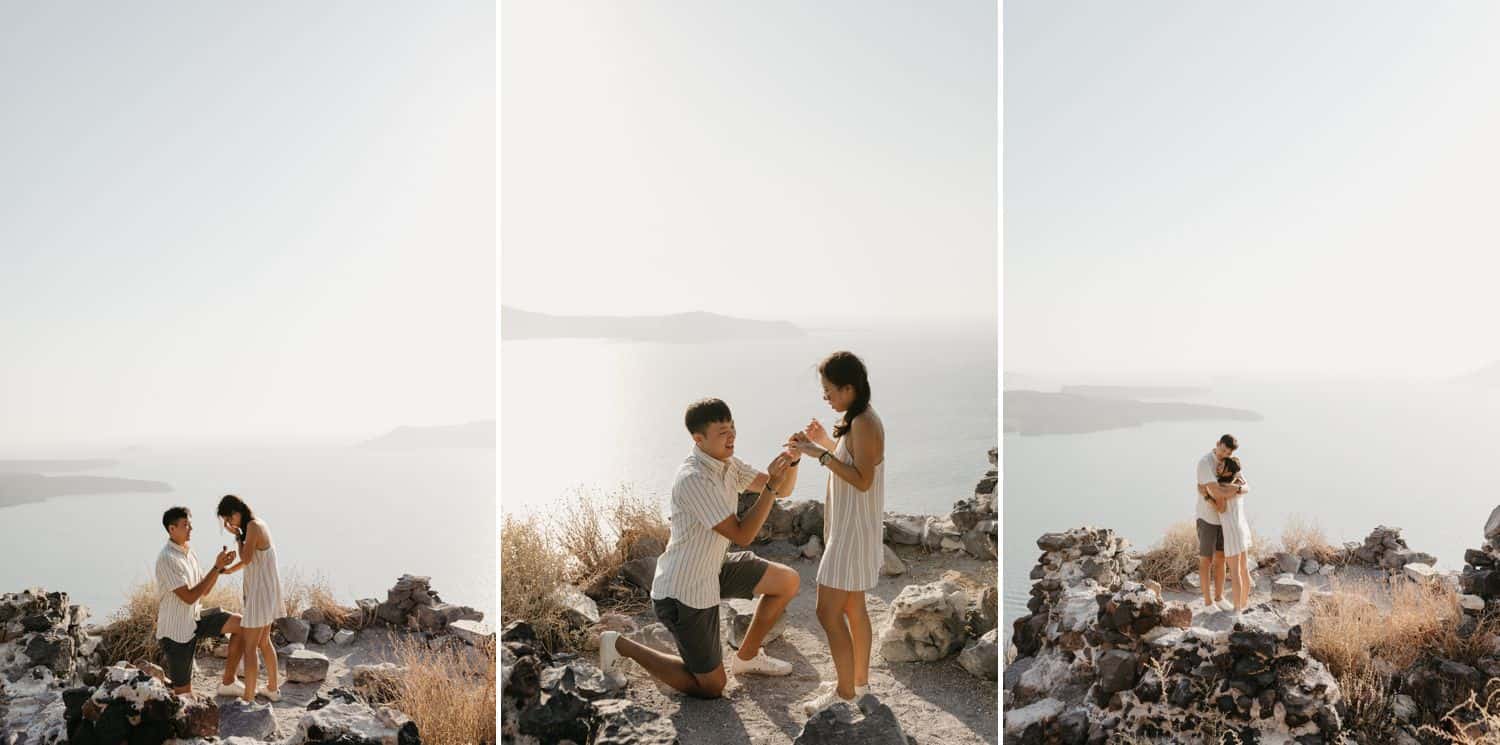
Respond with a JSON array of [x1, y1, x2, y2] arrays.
[[790, 438, 825, 458], [805, 419, 834, 449]]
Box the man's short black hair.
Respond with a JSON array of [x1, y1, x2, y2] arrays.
[[162, 506, 190, 531], [1218, 434, 1239, 451], [685, 398, 733, 435]]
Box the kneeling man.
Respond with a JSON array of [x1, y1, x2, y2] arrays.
[[600, 398, 802, 698], [156, 506, 248, 697]]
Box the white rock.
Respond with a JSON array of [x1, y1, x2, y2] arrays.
[[1271, 576, 1306, 603], [801, 535, 823, 560], [876, 580, 969, 662], [285, 701, 408, 745], [1183, 572, 1201, 589], [1004, 697, 1065, 736], [1404, 563, 1438, 583], [450, 619, 494, 647], [880, 545, 906, 576], [1461, 594, 1487, 612], [550, 585, 600, 627], [1485, 505, 1500, 541], [334, 629, 356, 646]]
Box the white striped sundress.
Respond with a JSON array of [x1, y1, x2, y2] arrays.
[[815, 437, 885, 592], [240, 519, 284, 628]]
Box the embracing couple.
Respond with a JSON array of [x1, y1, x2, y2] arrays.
[[1195, 434, 1252, 615], [154, 495, 284, 703], [599, 351, 885, 715]]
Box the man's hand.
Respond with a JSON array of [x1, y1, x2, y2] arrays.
[[215, 548, 236, 568], [766, 452, 792, 478]]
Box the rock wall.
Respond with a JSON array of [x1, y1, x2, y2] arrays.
[[1005, 527, 1344, 744]]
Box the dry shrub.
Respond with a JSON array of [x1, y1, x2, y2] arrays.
[[1279, 516, 1341, 565], [1306, 576, 1461, 679], [393, 636, 496, 745], [100, 577, 245, 664], [1339, 665, 1397, 742], [306, 582, 360, 630], [500, 515, 575, 652], [1137, 522, 1200, 590], [551, 487, 669, 606]]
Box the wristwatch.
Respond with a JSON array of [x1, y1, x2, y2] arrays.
[[818, 450, 833, 466]]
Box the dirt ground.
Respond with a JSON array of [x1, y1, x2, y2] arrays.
[[602, 544, 999, 745], [186, 626, 407, 736]]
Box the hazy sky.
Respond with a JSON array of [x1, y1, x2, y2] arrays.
[[0, 2, 494, 447], [502, 1, 997, 324], [1006, 2, 1500, 378]]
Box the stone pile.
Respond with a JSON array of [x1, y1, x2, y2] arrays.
[[881, 449, 999, 561], [1346, 525, 1437, 571], [793, 695, 916, 745], [1004, 528, 1344, 743], [58, 662, 219, 743], [500, 621, 677, 745], [371, 575, 485, 637], [0, 588, 106, 744]]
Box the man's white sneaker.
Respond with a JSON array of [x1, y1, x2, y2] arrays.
[[216, 681, 245, 697], [803, 688, 855, 716], [598, 631, 631, 686], [729, 649, 792, 677]]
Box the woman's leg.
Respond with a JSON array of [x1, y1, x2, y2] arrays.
[[240, 626, 264, 702], [815, 584, 856, 699], [843, 591, 871, 688], [258, 631, 279, 692], [1240, 554, 1254, 609]]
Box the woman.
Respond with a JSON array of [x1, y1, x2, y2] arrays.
[[789, 351, 885, 714], [1205, 458, 1252, 614], [217, 494, 284, 703]]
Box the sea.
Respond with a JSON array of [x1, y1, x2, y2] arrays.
[[1002, 379, 1500, 647], [0, 443, 495, 619], [500, 326, 998, 522]]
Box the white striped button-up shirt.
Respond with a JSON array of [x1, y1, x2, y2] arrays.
[[650, 446, 760, 609], [155, 541, 203, 644]]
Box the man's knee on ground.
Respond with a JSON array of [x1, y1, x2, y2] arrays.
[[690, 668, 726, 699]]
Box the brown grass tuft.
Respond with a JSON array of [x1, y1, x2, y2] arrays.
[[1279, 516, 1342, 565], [551, 487, 669, 586], [393, 636, 496, 745], [500, 515, 575, 652], [100, 578, 245, 664], [1136, 522, 1200, 590], [1306, 576, 1461, 679]]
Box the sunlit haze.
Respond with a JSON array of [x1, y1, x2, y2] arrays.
[[1006, 2, 1500, 379], [0, 3, 495, 448]]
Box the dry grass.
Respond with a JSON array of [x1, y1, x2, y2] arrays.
[[393, 635, 496, 745], [500, 515, 576, 652], [1136, 522, 1200, 590], [1306, 576, 1461, 679], [551, 487, 669, 585], [1339, 665, 1397, 742], [1279, 516, 1342, 565], [99, 578, 244, 664]]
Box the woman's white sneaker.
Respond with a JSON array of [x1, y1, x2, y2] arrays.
[[729, 649, 792, 676], [1216, 599, 1235, 612], [802, 688, 854, 716], [598, 631, 631, 686]]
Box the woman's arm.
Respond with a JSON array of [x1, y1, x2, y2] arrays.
[[814, 414, 884, 492]]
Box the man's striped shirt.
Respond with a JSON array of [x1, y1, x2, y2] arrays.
[[650, 446, 760, 609]]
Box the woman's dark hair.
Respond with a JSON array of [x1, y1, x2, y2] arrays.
[[216, 494, 255, 546], [1217, 456, 1242, 484], [819, 351, 871, 439]]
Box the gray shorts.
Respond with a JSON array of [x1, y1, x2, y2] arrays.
[[652, 551, 771, 674], [1196, 519, 1225, 558], [159, 610, 232, 688]]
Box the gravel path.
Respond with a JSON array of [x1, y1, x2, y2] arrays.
[[603, 544, 998, 744]]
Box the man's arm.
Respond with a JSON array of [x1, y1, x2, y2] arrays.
[[168, 549, 235, 604], [712, 454, 793, 546]]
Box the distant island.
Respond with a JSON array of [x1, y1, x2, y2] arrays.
[[1004, 390, 1262, 435], [1058, 385, 1209, 400], [0, 472, 172, 510], [360, 420, 495, 449], [502, 306, 805, 342], [0, 459, 119, 473]]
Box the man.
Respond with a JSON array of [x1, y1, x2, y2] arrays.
[[156, 506, 248, 697], [1194, 434, 1249, 611], [599, 398, 802, 698]]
